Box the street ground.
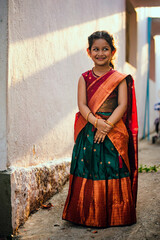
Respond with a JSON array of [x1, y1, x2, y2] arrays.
[[15, 136, 160, 240]]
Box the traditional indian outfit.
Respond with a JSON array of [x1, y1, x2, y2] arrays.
[[62, 69, 138, 227]]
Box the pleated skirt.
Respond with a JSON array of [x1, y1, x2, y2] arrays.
[[62, 113, 136, 227]]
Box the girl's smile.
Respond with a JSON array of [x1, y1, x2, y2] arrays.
[[88, 39, 114, 67]]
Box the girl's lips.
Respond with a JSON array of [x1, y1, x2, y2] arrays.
[[97, 59, 105, 61], [96, 56, 106, 58]]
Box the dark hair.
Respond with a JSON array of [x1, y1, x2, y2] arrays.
[[88, 31, 116, 68]]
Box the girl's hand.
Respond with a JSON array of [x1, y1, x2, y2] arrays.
[[94, 129, 107, 144], [94, 122, 112, 144], [97, 119, 112, 134], [96, 119, 107, 131]]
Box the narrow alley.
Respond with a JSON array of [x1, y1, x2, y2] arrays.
[[16, 138, 160, 240], [1, 1, 160, 239]]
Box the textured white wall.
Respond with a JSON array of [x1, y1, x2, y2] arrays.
[[135, 8, 158, 137], [155, 36, 160, 104], [0, 0, 8, 170], [135, 8, 149, 138], [135, 8, 160, 138], [8, 0, 126, 167]]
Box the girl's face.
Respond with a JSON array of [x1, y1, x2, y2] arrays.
[[88, 39, 114, 67]]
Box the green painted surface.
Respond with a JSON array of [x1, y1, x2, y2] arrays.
[[0, 171, 12, 237]]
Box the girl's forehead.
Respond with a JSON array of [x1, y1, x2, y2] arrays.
[[92, 38, 110, 47]]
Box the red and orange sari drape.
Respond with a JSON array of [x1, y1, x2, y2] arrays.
[[62, 69, 138, 227]]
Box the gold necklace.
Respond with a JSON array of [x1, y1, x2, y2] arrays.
[[92, 67, 111, 77]]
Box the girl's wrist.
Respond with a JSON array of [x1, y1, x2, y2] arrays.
[[94, 118, 98, 128], [86, 111, 91, 121], [105, 119, 114, 128], [86, 112, 97, 127]]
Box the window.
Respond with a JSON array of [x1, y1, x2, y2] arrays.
[[126, 0, 137, 67]]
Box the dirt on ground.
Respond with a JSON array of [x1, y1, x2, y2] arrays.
[[15, 137, 160, 240]]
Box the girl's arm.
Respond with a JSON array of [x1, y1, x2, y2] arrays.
[[78, 76, 107, 131], [107, 78, 128, 125], [78, 76, 92, 120]]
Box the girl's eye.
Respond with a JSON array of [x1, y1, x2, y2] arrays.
[[103, 48, 108, 51], [93, 48, 99, 51]]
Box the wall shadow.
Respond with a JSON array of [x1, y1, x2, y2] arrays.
[[9, 0, 123, 42], [8, 27, 125, 166]]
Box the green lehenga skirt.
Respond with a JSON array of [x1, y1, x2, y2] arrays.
[[71, 113, 130, 180], [62, 113, 136, 227]]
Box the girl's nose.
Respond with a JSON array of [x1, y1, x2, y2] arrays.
[[98, 50, 103, 55]]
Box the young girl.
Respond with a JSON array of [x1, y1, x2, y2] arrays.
[[62, 31, 138, 227]]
